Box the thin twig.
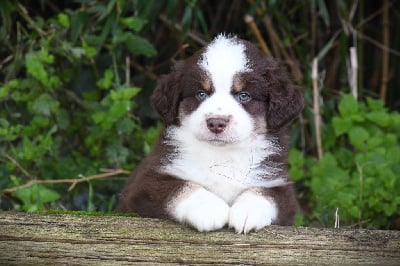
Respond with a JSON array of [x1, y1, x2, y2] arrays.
[[17, 3, 46, 36], [0, 55, 14, 71], [5, 154, 35, 180], [311, 1, 317, 58], [125, 56, 131, 86], [244, 14, 272, 57], [380, 0, 390, 101], [349, 46, 358, 100], [343, 21, 400, 57], [2, 169, 130, 194], [159, 14, 207, 46], [262, 15, 281, 58], [356, 162, 363, 229], [334, 208, 340, 229], [312, 58, 323, 160], [262, 15, 303, 81], [130, 60, 158, 80]]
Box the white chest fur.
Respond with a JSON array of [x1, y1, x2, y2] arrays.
[[161, 126, 285, 204]]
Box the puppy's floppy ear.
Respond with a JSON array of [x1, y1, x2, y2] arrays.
[[150, 62, 183, 125], [265, 61, 303, 130]]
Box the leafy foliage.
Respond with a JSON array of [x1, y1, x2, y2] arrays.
[[290, 95, 400, 229], [0, 0, 159, 212], [0, 1, 399, 230]]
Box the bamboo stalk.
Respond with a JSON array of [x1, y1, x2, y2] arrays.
[[311, 1, 317, 59], [262, 15, 281, 58], [349, 46, 358, 100], [159, 14, 207, 46], [358, 0, 364, 98], [244, 14, 272, 57], [380, 0, 390, 101], [262, 15, 303, 82], [312, 58, 323, 160]]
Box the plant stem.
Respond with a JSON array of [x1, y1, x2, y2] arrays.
[[380, 0, 390, 102], [244, 14, 272, 57], [2, 169, 130, 194], [312, 58, 323, 160]]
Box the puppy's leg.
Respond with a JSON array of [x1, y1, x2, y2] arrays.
[[229, 184, 297, 234], [167, 182, 230, 232], [229, 189, 277, 234]]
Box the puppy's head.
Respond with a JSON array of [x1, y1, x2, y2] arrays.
[[151, 35, 303, 145]]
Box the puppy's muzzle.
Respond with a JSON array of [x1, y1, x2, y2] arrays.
[[206, 116, 230, 134]]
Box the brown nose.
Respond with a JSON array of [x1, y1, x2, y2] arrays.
[[206, 117, 230, 134]]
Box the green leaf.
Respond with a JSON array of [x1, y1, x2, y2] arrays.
[[92, 111, 107, 125], [82, 41, 97, 58], [8, 79, 19, 88], [31, 93, 59, 116], [366, 111, 390, 127], [116, 118, 135, 135], [106, 141, 130, 164], [110, 87, 141, 100], [0, 118, 9, 128], [316, 32, 338, 61], [87, 182, 95, 212], [56, 109, 70, 130], [366, 97, 385, 111], [317, 0, 330, 27], [348, 126, 369, 150], [70, 47, 86, 58], [366, 136, 383, 150], [39, 49, 54, 64], [0, 86, 9, 99], [194, 8, 208, 35], [57, 13, 70, 28], [349, 114, 365, 123], [288, 149, 306, 181], [181, 6, 193, 37], [109, 100, 131, 119], [338, 94, 358, 117], [120, 17, 147, 32], [36, 184, 61, 203], [12, 184, 61, 212], [312, 153, 348, 180], [124, 33, 157, 57], [97, 69, 114, 90], [25, 53, 49, 86], [332, 117, 352, 136]]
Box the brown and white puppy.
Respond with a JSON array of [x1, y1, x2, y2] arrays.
[[116, 35, 303, 233]]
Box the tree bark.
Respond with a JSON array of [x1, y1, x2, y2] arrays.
[[0, 212, 399, 265]]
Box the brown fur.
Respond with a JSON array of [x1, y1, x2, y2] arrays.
[[115, 37, 303, 227]]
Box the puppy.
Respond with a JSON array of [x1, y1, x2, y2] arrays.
[[116, 34, 303, 233]]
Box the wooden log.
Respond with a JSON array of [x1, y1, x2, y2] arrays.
[[0, 212, 399, 265]]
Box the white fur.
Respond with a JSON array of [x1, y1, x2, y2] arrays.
[[163, 126, 284, 203], [183, 92, 253, 144], [229, 190, 277, 234], [162, 35, 285, 204], [169, 185, 230, 232], [199, 34, 250, 93], [163, 35, 284, 233], [194, 35, 253, 145]]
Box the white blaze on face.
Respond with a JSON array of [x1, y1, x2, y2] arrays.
[[199, 35, 250, 93], [163, 36, 285, 201], [180, 35, 255, 144]]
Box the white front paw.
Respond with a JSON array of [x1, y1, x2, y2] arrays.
[[229, 191, 277, 234], [170, 187, 229, 232]]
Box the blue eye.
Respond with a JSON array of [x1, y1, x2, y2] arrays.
[[196, 90, 208, 101], [235, 91, 251, 103]]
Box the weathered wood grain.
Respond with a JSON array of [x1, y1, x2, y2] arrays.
[[0, 212, 399, 265]]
